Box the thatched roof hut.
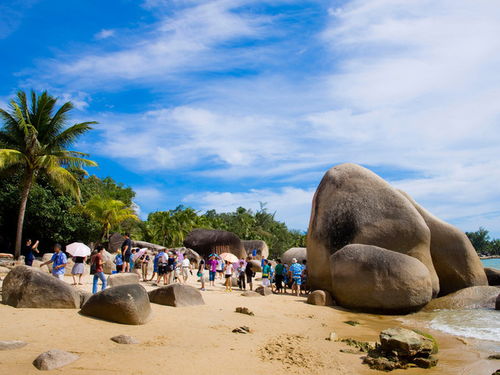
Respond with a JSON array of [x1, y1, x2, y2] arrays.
[[183, 229, 246, 259], [242, 240, 269, 260]]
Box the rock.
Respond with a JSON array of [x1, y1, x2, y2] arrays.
[[2, 266, 80, 308], [108, 232, 125, 253], [0, 340, 27, 350], [281, 247, 307, 266], [307, 163, 440, 296], [400, 191, 488, 295], [485, 268, 500, 286], [255, 286, 272, 296], [307, 290, 334, 306], [488, 354, 500, 360], [241, 291, 261, 297], [0, 266, 11, 274], [496, 293, 500, 311], [102, 250, 116, 274], [330, 245, 433, 314], [107, 273, 140, 287], [148, 284, 205, 307], [379, 328, 434, 357], [249, 260, 262, 272], [413, 356, 439, 369], [80, 284, 152, 325], [363, 356, 401, 371], [242, 240, 269, 260], [326, 332, 337, 341], [110, 335, 139, 344], [78, 291, 92, 308], [423, 286, 500, 311], [235, 307, 254, 316], [41, 253, 54, 262], [32, 349, 79, 370], [232, 326, 251, 334]]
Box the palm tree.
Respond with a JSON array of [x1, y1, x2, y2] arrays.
[[0, 90, 97, 258], [78, 196, 139, 241]]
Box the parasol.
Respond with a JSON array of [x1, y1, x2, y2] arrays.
[[133, 248, 148, 261], [220, 252, 238, 264], [66, 242, 91, 257]]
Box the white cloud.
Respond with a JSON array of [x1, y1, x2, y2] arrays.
[[184, 186, 315, 230], [94, 29, 115, 40]]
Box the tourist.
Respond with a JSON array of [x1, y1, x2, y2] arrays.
[[224, 261, 233, 292], [114, 249, 124, 273], [167, 252, 177, 284], [132, 250, 143, 276], [129, 248, 136, 272], [181, 256, 191, 283], [121, 233, 132, 272], [157, 249, 168, 285], [301, 259, 309, 294], [262, 259, 271, 287], [91, 245, 107, 293], [274, 259, 285, 294], [141, 253, 150, 281], [245, 257, 254, 291], [237, 260, 246, 290], [71, 254, 86, 285], [216, 258, 225, 280], [149, 251, 160, 281], [283, 263, 290, 291], [197, 258, 206, 291], [288, 258, 303, 297], [40, 243, 67, 280], [208, 255, 217, 287], [22, 238, 39, 266]]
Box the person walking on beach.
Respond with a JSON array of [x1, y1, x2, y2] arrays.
[[91, 246, 107, 293], [149, 251, 159, 281], [141, 253, 150, 281], [216, 258, 225, 280], [288, 258, 303, 297], [114, 249, 124, 273], [301, 259, 309, 294], [71, 254, 86, 285], [245, 257, 254, 291], [121, 233, 132, 272], [181, 256, 191, 284], [23, 238, 39, 266], [197, 258, 206, 291], [167, 252, 177, 284], [40, 243, 67, 280], [224, 261, 233, 292], [156, 249, 168, 285], [129, 248, 136, 272], [237, 260, 246, 290], [208, 255, 217, 287], [262, 259, 271, 288], [274, 259, 285, 294]]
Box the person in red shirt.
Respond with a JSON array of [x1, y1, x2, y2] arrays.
[[91, 246, 107, 294]]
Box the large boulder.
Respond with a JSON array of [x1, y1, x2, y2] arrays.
[[148, 284, 205, 307], [2, 266, 80, 308], [307, 164, 439, 296], [242, 240, 269, 260], [496, 293, 500, 310], [102, 250, 116, 274], [330, 245, 433, 314], [423, 286, 500, 310], [400, 191, 487, 295], [107, 273, 140, 287], [80, 284, 152, 325], [281, 247, 307, 266], [108, 232, 125, 253], [484, 267, 500, 286], [183, 229, 246, 259]]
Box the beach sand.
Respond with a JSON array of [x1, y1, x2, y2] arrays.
[[0, 271, 498, 375]]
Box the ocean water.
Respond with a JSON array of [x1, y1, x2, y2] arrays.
[[481, 258, 500, 270]]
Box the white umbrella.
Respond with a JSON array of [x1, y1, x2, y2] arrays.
[[66, 242, 91, 257], [133, 248, 148, 261]]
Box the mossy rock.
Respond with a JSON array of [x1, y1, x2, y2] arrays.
[[412, 329, 439, 354]]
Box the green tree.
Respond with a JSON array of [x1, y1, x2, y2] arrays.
[[466, 227, 491, 254], [0, 90, 97, 258]]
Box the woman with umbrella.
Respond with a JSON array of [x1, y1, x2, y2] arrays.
[[220, 253, 238, 292], [66, 242, 91, 286]]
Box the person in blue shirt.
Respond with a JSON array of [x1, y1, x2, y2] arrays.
[[149, 251, 160, 281], [114, 249, 124, 273], [40, 243, 67, 280], [288, 258, 303, 297]]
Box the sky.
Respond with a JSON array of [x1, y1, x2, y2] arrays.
[[1, 0, 499, 236]]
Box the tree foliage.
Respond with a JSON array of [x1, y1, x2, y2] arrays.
[[466, 227, 500, 255]]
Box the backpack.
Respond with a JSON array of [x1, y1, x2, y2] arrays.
[[90, 255, 98, 275]]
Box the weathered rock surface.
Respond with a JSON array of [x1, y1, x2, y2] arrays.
[[307, 290, 334, 306], [379, 328, 434, 357], [148, 284, 205, 307], [423, 286, 500, 311], [485, 267, 500, 286], [0, 340, 28, 350], [495, 293, 499, 310], [102, 250, 116, 274], [32, 349, 79, 370], [107, 273, 140, 287], [281, 247, 307, 266], [307, 163, 439, 296], [243, 240, 269, 260], [241, 291, 261, 297], [78, 291, 92, 308], [81, 284, 152, 325], [255, 286, 272, 296], [2, 266, 80, 308], [110, 335, 139, 344], [235, 307, 254, 316], [330, 245, 433, 314]]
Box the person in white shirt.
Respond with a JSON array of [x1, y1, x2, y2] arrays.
[[181, 257, 191, 283]]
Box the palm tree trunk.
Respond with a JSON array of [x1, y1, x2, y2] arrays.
[[15, 169, 34, 259]]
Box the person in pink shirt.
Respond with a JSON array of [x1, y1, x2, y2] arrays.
[[208, 255, 218, 287]]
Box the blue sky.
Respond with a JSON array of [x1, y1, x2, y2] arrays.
[[1, 0, 500, 236]]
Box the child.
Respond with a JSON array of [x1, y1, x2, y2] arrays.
[[224, 261, 233, 292], [262, 259, 271, 287]]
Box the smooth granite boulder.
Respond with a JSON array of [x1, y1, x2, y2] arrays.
[[423, 286, 500, 310], [148, 284, 205, 307], [484, 267, 500, 286], [32, 349, 79, 370], [107, 273, 140, 287], [307, 290, 334, 306]]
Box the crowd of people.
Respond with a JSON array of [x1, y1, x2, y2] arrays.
[[22, 234, 310, 297]]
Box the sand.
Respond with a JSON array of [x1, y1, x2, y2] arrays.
[[0, 271, 498, 375]]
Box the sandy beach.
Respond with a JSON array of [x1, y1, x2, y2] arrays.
[[0, 271, 498, 375]]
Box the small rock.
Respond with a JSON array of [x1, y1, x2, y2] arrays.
[[241, 291, 261, 297], [363, 356, 403, 371], [110, 335, 139, 344], [307, 290, 335, 306], [488, 354, 500, 360], [0, 340, 27, 350], [326, 332, 337, 341], [232, 326, 251, 334], [255, 286, 272, 296], [32, 349, 79, 370], [340, 348, 361, 354], [413, 356, 439, 369], [344, 320, 360, 326], [235, 307, 254, 316]]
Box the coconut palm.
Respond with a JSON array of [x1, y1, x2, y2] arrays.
[[0, 90, 97, 258], [78, 196, 139, 241]]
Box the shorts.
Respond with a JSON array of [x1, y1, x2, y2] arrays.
[[225, 274, 232, 279], [262, 278, 270, 287], [25, 258, 33, 266], [246, 273, 253, 283], [116, 264, 123, 272], [71, 263, 85, 275], [52, 273, 64, 280], [158, 264, 168, 276], [182, 267, 189, 278], [124, 256, 130, 263], [293, 276, 302, 286], [153, 265, 158, 273], [209, 271, 216, 281]]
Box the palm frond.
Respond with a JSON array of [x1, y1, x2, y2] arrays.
[[49, 121, 97, 148], [45, 165, 81, 202], [0, 149, 25, 169]]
